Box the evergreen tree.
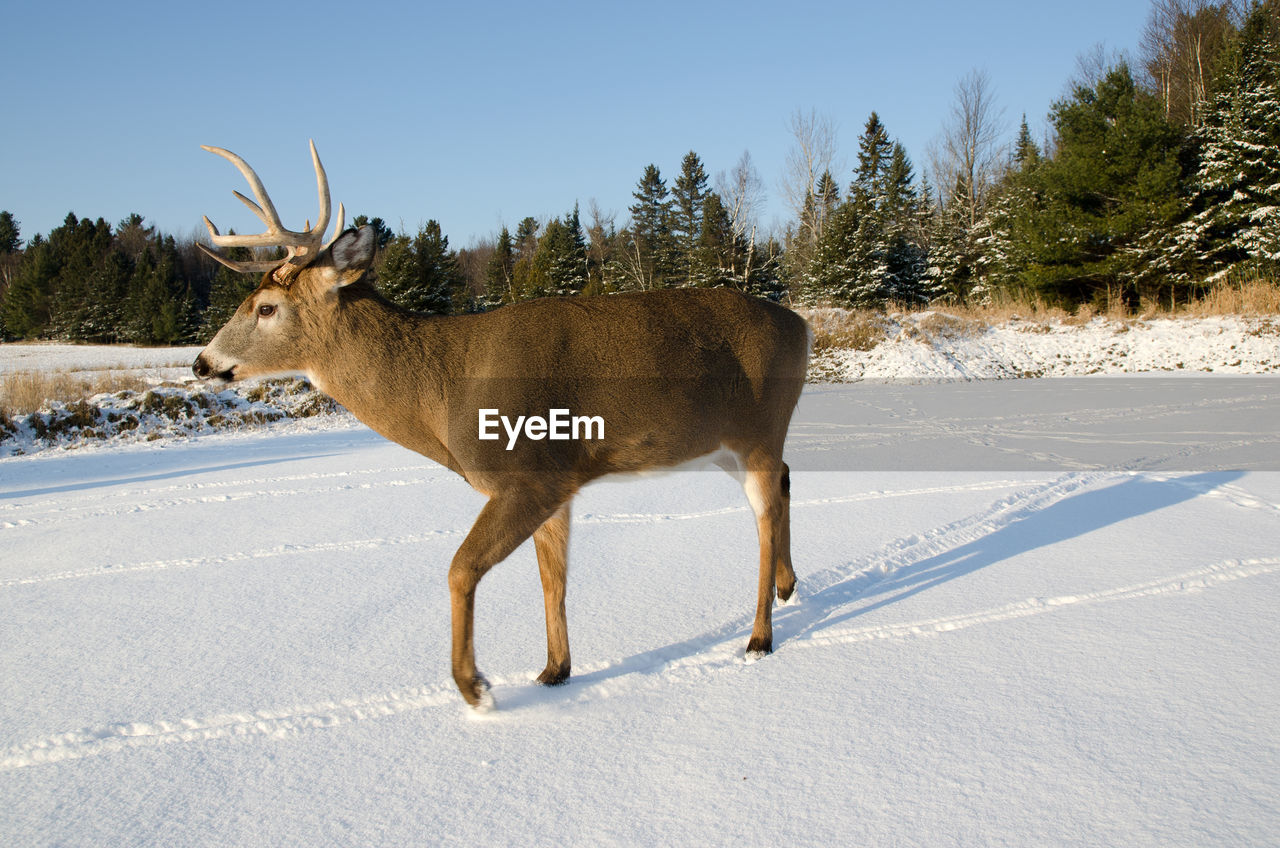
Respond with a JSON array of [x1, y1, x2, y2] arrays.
[[882, 143, 928, 303], [1155, 4, 1280, 286], [671, 151, 709, 286], [483, 226, 515, 307], [693, 192, 750, 288], [378, 221, 461, 314], [627, 164, 677, 288], [527, 208, 588, 298], [126, 235, 198, 344], [0, 211, 19, 254], [801, 114, 930, 307], [851, 112, 894, 206], [1013, 114, 1042, 169], [1012, 63, 1186, 306], [928, 175, 981, 302], [0, 212, 19, 338], [801, 201, 864, 306], [1, 233, 55, 338]]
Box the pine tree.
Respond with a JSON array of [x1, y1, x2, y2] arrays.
[[801, 114, 929, 308], [851, 112, 894, 206], [1013, 63, 1186, 306], [1013, 114, 1042, 169], [1, 233, 55, 338], [842, 114, 902, 306], [0, 212, 19, 254], [693, 192, 749, 288], [379, 221, 461, 314], [671, 151, 709, 286], [125, 235, 198, 344], [1157, 4, 1280, 285], [627, 164, 677, 288], [527, 208, 588, 298], [483, 226, 515, 307]]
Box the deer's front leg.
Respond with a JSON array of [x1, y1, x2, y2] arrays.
[[533, 502, 573, 685], [448, 492, 561, 709]]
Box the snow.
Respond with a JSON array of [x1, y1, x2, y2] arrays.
[[814, 313, 1280, 381], [0, 343, 203, 383], [3, 331, 1279, 845]]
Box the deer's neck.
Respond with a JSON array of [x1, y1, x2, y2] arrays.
[[306, 294, 468, 473]]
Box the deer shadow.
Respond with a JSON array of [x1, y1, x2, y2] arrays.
[[500, 471, 1242, 711], [780, 470, 1243, 640]]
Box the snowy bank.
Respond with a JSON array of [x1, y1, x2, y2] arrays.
[[0, 379, 351, 457], [811, 313, 1280, 381]]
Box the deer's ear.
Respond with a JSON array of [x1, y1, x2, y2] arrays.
[[328, 227, 376, 286]]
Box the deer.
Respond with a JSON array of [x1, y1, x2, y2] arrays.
[[193, 141, 811, 710]]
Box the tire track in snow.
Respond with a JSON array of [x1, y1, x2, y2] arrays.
[[795, 557, 1280, 649]]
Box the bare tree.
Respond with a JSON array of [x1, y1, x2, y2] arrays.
[[780, 110, 838, 221], [585, 199, 617, 292], [929, 68, 1006, 229], [1141, 0, 1240, 128], [716, 150, 765, 248], [780, 109, 839, 273], [1070, 42, 1128, 92]]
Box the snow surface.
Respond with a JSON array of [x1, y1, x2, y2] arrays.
[[0, 343, 203, 383], [813, 313, 1280, 381], [3, 364, 1279, 846]]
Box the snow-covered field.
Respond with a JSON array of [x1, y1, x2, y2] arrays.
[[3, 327, 1280, 846]]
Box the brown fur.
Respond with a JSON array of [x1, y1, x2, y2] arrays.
[[195, 227, 810, 708]]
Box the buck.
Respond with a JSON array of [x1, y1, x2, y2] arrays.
[[193, 142, 811, 710]]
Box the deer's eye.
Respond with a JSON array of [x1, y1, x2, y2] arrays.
[[257, 303, 277, 319]]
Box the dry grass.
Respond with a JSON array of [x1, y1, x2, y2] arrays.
[[796, 278, 1280, 358], [803, 307, 892, 353], [1178, 279, 1280, 317], [0, 370, 152, 418]]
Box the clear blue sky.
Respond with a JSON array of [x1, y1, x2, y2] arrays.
[[3, 0, 1150, 248]]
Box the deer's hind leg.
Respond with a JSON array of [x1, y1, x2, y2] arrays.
[[774, 462, 796, 603], [742, 454, 791, 657]]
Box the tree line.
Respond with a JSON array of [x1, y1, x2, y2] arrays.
[[1, 0, 1276, 344]]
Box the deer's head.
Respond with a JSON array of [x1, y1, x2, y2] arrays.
[[192, 142, 375, 384]]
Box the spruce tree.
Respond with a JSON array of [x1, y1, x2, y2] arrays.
[[843, 114, 900, 306], [1158, 4, 1280, 285], [483, 226, 515, 307], [527, 208, 588, 298], [671, 151, 709, 286], [628, 164, 676, 288], [693, 192, 748, 288], [1013, 63, 1185, 306], [379, 221, 460, 314], [1013, 115, 1042, 169], [0, 211, 19, 254], [2, 233, 54, 338]]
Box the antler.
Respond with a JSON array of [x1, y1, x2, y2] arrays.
[[198, 140, 346, 274]]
